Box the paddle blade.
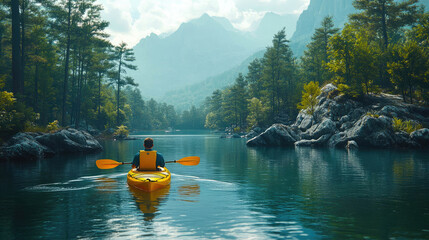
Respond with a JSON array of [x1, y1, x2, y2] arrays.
[[96, 159, 122, 169], [176, 156, 200, 166]]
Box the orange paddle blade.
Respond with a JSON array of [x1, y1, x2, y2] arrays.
[[96, 159, 122, 169], [176, 156, 200, 166]]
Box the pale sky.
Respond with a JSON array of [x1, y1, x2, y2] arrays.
[[96, 0, 310, 47]]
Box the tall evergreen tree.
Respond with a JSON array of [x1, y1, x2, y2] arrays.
[[110, 42, 137, 126], [301, 16, 339, 84], [261, 28, 295, 120]]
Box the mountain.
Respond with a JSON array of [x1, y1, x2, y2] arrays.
[[131, 12, 299, 100], [131, 13, 262, 98], [149, 12, 298, 109], [290, 0, 355, 57], [290, 0, 429, 57], [252, 12, 300, 44], [162, 50, 265, 111]]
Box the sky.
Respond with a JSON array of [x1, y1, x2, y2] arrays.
[[96, 0, 310, 47]]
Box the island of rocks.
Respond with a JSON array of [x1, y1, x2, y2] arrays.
[[0, 128, 103, 161], [247, 84, 429, 149]]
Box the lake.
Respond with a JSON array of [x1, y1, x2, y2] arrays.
[[1, 131, 429, 239]]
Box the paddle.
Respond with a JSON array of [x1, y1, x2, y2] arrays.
[[96, 156, 200, 169]]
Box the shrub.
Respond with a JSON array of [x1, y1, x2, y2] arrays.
[[366, 111, 380, 118], [114, 125, 129, 139], [297, 81, 321, 115], [392, 117, 422, 134], [47, 120, 60, 132]]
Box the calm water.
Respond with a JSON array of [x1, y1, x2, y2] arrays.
[[1, 131, 429, 239]]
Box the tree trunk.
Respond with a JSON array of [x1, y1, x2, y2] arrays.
[[116, 55, 122, 126], [62, 0, 72, 126], [20, 0, 26, 95], [381, 1, 389, 49], [11, 0, 23, 96], [34, 63, 39, 112]]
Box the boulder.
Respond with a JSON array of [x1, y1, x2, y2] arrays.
[[298, 114, 313, 131], [410, 128, 429, 147], [345, 116, 395, 147], [0, 128, 102, 161], [246, 124, 298, 147], [394, 131, 419, 148], [295, 134, 332, 147], [0, 133, 53, 161], [328, 132, 348, 148], [346, 140, 359, 150], [301, 118, 336, 140], [36, 128, 102, 153]]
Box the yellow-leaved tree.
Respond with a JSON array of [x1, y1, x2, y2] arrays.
[[297, 81, 321, 116]]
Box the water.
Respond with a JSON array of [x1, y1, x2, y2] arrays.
[[1, 131, 429, 239]]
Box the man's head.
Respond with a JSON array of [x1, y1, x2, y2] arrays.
[[144, 137, 154, 149]]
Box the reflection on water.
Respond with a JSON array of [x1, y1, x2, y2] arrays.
[[177, 184, 200, 202], [129, 185, 171, 221], [1, 132, 429, 239]]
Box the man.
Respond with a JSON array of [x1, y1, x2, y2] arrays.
[[132, 137, 165, 171]]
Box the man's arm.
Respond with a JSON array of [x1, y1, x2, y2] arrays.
[[157, 153, 165, 167]]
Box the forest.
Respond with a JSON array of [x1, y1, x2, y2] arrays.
[[204, 0, 429, 132], [0, 0, 203, 140], [1, 0, 429, 140]]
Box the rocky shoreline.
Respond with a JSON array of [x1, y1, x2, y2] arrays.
[[247, 84, 429, 149], [0, 128, 103, 161]]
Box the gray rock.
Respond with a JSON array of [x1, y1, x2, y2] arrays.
[[246, 124, 298, 147], [394, 131, 419, 148], [410, 128, 429, 147], [36, 129, 101, 153], [346, 140, 359, 150], [0, 128, 102, 161], [0, 133, 53, 161], [328, 132, 348, 148], [302, 118, 336, 140], [320, 83, 337, 97], [345, 116, 395, 147], [379, 105, 409, 119], [298, 114, 313, 131], [245, 127, 264, 139], [295, 134, 332, 147]]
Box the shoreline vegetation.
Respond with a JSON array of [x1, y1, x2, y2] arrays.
[[1, 0, 429, 157]]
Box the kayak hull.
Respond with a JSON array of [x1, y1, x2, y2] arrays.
[[127, 168, 171, 192]]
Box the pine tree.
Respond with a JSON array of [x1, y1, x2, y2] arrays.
[[301, 16, 339, 84]]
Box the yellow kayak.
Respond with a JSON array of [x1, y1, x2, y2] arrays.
[[127, 167, 171, 192]]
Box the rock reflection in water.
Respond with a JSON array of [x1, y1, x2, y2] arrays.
[[178, 184, 200, 202]]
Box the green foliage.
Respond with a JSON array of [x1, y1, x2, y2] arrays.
[[388, 40, 428, 104], [297, 81, 321, 115], [47, 120, 60, 132], [366, 111, 380, 118], [392, 117, 422, 134], [327, 24, 379, 97], [246, 97, 267, 129], [113, 125, 129, 139], [301, 16, 339, 84]]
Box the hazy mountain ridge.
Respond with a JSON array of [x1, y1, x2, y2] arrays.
[[131, 12, 298, 100], [155, 12, 298, 110], [162, 50, 265, 111], [132, 14, 261, 98]]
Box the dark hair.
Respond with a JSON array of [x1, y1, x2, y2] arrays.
[[144, 138, 154, 148]]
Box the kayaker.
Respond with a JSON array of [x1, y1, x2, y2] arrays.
[[132, 137, 165, 171]]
